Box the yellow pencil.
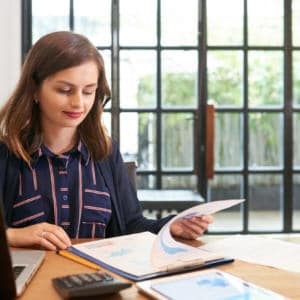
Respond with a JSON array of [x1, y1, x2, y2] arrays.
[[57, 250, 100, 270]]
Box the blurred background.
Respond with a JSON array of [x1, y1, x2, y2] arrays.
[[1, 0, 300, 235]]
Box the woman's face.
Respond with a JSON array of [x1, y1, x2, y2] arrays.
[[36, 60, 99, 132]]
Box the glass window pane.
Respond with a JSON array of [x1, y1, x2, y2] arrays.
[[293, 113, 300, 167], [248, 174, 283, 231], [100, 50, 112, 109], [120, 0, 156, 46], [207, 51, 243, 107], [162, 175, 197, 190], [32, 0, 69, 42], [293, 0, 300, 45], [248, 51, 283, 107], [293, 51, 300, 107], [293, 174, 300, 230], [249, 113, 283, 168], [215, 113, 243, 169], [207, 0, 243, 46], [137, 175, 156, 189], [162, 113, 193, 171], [102, 112, 111, 136], [101, 50, 111, 89], [120, 51, 156, 108], [120, 113, 156, 171], [248, 0, 283, 46], [161, 0, 198, 46], [161, 51, 197, 108], [74, 0, 111, 46], [208, 175, 243, 232]]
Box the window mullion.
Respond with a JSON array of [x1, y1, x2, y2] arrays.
[[69, 0, 74, 30], [156, 0, 162, 189], [111, 0, 120, 142], [284, 0, 293, 232], [21, 0, 32, 61], [198, 0, 207, 198]]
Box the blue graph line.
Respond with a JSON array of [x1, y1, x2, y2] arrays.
[[159, 227, 187, 255]]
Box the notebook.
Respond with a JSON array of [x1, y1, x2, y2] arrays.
[[0, 199, 45, 298]]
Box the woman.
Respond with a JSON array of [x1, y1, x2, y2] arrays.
[[0, 31, 213, 250]]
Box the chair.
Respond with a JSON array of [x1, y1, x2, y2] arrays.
[[124, 161, 204, 219], [124, 161, 137, 191]]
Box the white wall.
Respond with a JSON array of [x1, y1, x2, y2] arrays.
[[0, 0, 21, 105]]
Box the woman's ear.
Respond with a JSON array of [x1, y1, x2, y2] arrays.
[[33, 91, 39, 104]]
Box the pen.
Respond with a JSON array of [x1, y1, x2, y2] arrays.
[[57, 250, 100, 270]]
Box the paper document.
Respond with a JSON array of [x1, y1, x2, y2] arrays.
[[151, 199, 244, 270], [71, 231, 157, 277], [69, 199, 244, 280], [200, 235, 300, 273]]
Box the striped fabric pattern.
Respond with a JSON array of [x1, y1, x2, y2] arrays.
[[11, 141, 112, 238]]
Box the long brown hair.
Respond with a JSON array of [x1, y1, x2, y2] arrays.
[[0, 31, 111, 164]]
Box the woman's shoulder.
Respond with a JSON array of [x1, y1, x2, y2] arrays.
[[96, 139, 122, 169], [109, 139, 123, 162], [0, 142, 9, 159], [111, 139, 119, 154], [0, 142, 20, 163]]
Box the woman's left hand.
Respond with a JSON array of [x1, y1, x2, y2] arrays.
[[170, 215, 214, 240]]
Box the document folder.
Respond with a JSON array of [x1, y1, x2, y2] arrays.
[[65, 200, 244, 281], [68, 232, 234, 281]]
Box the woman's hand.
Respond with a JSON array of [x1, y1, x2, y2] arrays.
[[170, 215, 214, 240], [6, 222, 72, 250]]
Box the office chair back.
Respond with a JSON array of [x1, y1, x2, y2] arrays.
[[125, 161, 137, 191]]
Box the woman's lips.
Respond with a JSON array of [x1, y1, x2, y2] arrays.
[[63, 111, 83, 119]]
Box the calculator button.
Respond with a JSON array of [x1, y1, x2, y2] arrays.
[[89, 273, 104, 282], [69, 275, 83, 286], [78, 273, 93, 283], [60, 278, 74, 289], [102, 273, 113, 281]]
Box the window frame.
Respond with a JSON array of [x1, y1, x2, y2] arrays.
[[22, 0, 300, 234]]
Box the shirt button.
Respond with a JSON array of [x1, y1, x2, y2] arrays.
[[62, 195, 68, 201]]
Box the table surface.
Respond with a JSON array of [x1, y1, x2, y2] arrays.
[[18, 239, 300, 300]]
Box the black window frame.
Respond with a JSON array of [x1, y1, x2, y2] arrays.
[[22, 0, 300, 234]]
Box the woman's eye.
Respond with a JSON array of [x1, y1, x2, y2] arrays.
[[83, 90, 95, 95], [58, 89, 71, 94]]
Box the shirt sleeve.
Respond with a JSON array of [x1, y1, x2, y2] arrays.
[[0, 143, 8, 194], [0, 143, 20, 226]]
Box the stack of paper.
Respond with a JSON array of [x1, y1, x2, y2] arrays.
[[200, 235, 300, 273]]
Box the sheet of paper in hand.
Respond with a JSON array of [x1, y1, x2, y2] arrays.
[[151, 199, 245, 271]]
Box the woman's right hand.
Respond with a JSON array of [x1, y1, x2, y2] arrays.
[[6, 222, 72, 250]]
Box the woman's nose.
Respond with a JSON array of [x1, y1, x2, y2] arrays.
[[71, 91, 83, 107]]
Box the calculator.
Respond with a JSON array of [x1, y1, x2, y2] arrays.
[[52, 271, 132, 299]]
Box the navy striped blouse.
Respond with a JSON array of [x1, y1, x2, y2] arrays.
[[11, 141, 112, 238]]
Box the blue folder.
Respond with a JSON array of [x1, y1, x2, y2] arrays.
[[68, 246, 234, 281]]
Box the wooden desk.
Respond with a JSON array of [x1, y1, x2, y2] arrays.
[[18, 240, 300, 300]]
